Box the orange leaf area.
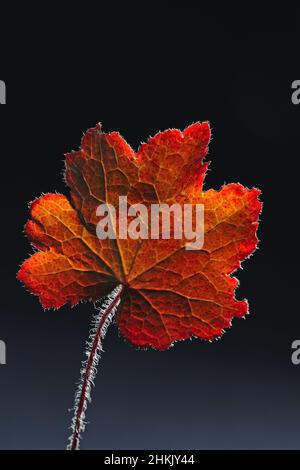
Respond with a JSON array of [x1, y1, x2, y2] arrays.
[[18, 122, 262, 349]]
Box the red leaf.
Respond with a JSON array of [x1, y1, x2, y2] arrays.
[[18, 122, 262, 349]]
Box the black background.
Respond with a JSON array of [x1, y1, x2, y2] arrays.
[[0, 4, 300, 450]]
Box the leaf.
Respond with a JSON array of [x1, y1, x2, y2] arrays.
[[18, 122, 262, 350]]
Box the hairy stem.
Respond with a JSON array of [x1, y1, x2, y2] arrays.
[[67, 284, 124, 450]]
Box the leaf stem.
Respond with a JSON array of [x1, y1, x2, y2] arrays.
[[67, 284, 124, 450]]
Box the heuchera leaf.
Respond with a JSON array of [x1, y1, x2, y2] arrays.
[[18, 122, 262, 350]]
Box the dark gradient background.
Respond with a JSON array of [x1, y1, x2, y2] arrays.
[[0, 4, 300, 450]]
